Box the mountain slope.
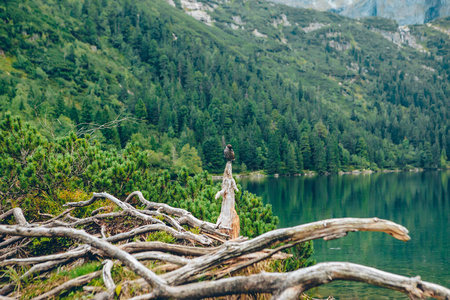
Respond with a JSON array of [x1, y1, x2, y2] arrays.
[[0, 0, 449, 174]]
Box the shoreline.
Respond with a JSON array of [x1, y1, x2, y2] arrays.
[[209, 167, 450, 180]]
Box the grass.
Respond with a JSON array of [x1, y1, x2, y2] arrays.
[[0, 55, 19, 74], [59, 261, 102, 279], [146, 231, 176, 243]]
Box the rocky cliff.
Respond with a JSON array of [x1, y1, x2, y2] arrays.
[[271, 0, 450, 25]]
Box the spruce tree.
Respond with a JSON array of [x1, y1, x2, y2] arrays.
[[300, 132, 312, 170], [286, 143, 298, 175], [135, 99, 148, 119], [266, 125, 281, 174]]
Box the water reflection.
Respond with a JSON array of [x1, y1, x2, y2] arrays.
[[239, 171, 450, 299]]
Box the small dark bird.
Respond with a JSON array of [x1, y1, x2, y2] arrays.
[[224, 144, 235, 161]]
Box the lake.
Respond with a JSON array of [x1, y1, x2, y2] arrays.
[[239, 171, 450, 299]]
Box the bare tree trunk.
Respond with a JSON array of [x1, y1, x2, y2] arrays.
[[215, 161, 240, 238]]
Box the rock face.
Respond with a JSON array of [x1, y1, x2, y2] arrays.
[[166, 0, 217, 26], [270, 0, 450, 25]]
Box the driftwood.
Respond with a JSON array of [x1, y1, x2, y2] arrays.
[[0, 191, 449, 300]]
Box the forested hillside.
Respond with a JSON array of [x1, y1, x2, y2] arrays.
[[1, 0, 449, 174]]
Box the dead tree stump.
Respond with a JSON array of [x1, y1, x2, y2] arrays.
[[215, 161, 240, 239]]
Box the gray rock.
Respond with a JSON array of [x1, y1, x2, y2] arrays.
[[270, 0, 450, 25]]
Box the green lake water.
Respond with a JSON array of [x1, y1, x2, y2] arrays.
[[239, 171, 450, 299]]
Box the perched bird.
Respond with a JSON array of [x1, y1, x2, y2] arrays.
[[224, 144, 235, 161]]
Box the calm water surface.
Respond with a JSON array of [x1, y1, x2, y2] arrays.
[[239, 171, 450, 299]]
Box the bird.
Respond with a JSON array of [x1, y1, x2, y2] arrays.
[[224, 144, 235, 161]]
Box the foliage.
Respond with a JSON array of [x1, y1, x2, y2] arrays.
[[0, 116, 278, 240], [0, 0, 449, 175], [273, 241, 316, 272]]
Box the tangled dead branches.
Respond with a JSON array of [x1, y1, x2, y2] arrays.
[[0, 191, 449, 300]]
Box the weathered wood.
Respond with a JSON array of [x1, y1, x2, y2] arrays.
[[215, 161, 240, 238], [64, 192, 213, 245], [133, 251, 191, 265], [64, 193, 165, 225], [38, 208, 75, 225], [163, 217, 410, 285], [0, 225, 167, 289], [0, 208, 29, 226], [106, 223, 211, 245], [0, 245, 90, 267], [126, 191, 228, 238], [133, 262, 450, 300], [31, 271, 102, 300], [212, 241, 302, 280], [0, 258, 72, 296], [96, 260, 116, 300], [119, 241, 217, 256]]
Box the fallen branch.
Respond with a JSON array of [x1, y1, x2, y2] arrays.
[[132, 251, 190, 266], [132, 262, 450, 300], [0, 225, 166, 289], [64, 192, 214, 245], [0, 245, 90, 268], [92, 260, 116, 300], [163, 217, 410, 285], [126, 191, 228, 238], [31, 270, 102, 300], [119, 241, 217, 256], [106, 224, 212, 245], [0, 208, 29, 226], [0, 258, 72, 296]]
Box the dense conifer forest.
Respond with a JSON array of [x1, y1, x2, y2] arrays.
[[0, 0, 449, 176]]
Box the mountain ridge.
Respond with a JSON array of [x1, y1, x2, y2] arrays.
[[269, 0, 450, 25]]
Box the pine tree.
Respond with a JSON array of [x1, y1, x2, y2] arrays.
[[81, 100, 93, 124], [266, 125, 281, 174], [300, 132, 312, 170], [56, 95, 65, 117], [286, 143, 298, 175], [421, 142, 433, 168], [356, 137, 369, 160], [135, 99, 148, 119], [326, 135, 340, 173], [310, 133, 326, 174], [69, 104, 79, 124], [202, 138, 223, 173], [296, 143, 304, 171]]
